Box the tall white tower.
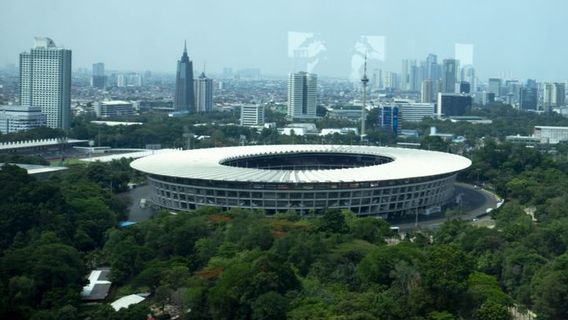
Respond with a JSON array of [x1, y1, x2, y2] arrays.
[[287, 72, 317, 119], [360, 55, 369, 141], [19, 37, 71, 130], [194, 72, 214, 112]]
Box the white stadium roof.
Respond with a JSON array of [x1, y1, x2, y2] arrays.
[[130, 145, 471, 183]]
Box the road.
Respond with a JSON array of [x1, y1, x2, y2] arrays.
[[119, 182, 500, 231], [397, 183, 500, 231], [119, 184, 154, 222]]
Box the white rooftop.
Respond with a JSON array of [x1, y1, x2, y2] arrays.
[[81, 148, 181, 163], [131, 144, 471, 183], [110, 294, 146, 311], [0, 138, 88, 151]]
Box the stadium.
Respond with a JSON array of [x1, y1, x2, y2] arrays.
[[130, 144, 471, 218]]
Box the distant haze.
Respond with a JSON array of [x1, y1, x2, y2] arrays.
[[1, 0, 566, 81]]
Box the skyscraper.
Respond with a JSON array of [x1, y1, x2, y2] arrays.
[[461, 65, 476, 92], [174, 41, 195, 112], [194, 72, 214, 112], [20, 37, 71, 130], [421, 79, 434, 103], [426, 54, 438, 80], [287, 72, 317, 119], [488, 78, 502, 97], [91, 62, 106, 89], [442, 59, 458, 93], [543, 82, 566, 111], [519, 87, 538, 110]]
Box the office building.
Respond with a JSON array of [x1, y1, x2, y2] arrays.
[[377, 106, 399, 135], [488, 78, 502, 97], [519, 87, 538, 110], [94, 100, 134, 118], [0, 105, 46, 134], [461, 65, 476, 92], [425, 54, 439, 80], [91, 63, 106, 89], [459, 81, 471, 94], [543, 82, 566, 111], [421, 79, 435, 103], [398, 103, 435, 122], [437, 93, 472, 117], [287, 72, 317, 119], [116, 73, 142, 87], [19, 37, 71, 130], [410, 63, 424, 92], [174, 41, 195, 112], [442, 59, 458, 93], [240, 104, 265, 127], [194, 72, 214, 112], [383, 72, 399, 90], [401, 59, 417, 91]]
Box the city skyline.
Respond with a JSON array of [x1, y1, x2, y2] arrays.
[[1, 0, 568, 81]]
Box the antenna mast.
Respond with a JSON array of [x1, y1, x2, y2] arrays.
[[360, 54, 369, 142]]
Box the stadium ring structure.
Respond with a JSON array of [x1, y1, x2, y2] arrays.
[[130, 144, 471, 218]]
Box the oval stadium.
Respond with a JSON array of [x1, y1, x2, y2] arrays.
[[130, 145, 471, 218]]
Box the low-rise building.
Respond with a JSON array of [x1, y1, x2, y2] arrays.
[[534, 126, 568, 144], [240, 104, 265, 127], [0, 105, 46, 134], [398, 102, 435, 122], [95, 100, 134, 118]]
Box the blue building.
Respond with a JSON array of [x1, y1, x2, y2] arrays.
[[378, 106, 399, 135]]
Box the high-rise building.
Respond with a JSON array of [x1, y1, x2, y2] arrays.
[[461, 65, 476, 92], [554, 82, 566, 108], [116, 73, 142, 87], [421, 79, 434, 103], [377, 106, 399, 135], [410, 64, 424, 92], [519, 87, 538, 110], [0, 105, 46, 134], [383, 72, 399, 90], [425, 54, 439, 80], [459, 81, 471, 94], [401, 59, 416, 91], [442, 59, 458, 93], [174, 41, 195, 112], [543, 82, 566, 111], [240, 104, 265, 126], [19, 37, 71, 130], [194, 72, 214, 112], [287, 72, 317, 119], [488, 78, 502, 97], [91, 62, 106, 89]]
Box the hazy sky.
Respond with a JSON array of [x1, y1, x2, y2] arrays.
[[1, 0, 566, 81]]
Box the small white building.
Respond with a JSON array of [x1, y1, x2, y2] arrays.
[[320, 128, 358, 136]]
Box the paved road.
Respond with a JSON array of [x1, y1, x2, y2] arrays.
[[119, 184, 155, 222], [119, 182, 500, 231], [397, 183, 500, 231]]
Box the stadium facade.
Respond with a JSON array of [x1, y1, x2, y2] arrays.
[[131, 145, 471, 218]]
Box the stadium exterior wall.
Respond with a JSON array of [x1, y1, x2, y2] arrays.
[[131, 145, 471, 218]]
